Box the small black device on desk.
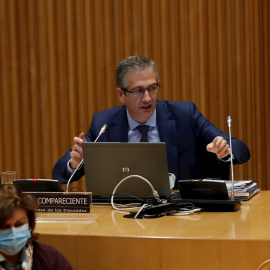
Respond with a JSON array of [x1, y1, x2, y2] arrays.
[[13, 179, 63, 192], [175, 180, 241, 212]]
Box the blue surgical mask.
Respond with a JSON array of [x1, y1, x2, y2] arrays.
[[0, 224, 31, 255]]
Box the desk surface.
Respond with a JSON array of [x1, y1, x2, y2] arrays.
[[36, 190, 270, 270], [36, 190, 268, 239]]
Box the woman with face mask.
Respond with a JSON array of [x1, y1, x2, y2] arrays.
[[0, 184, 73, 270]]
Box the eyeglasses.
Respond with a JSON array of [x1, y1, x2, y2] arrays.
[[121, 83, 161, 97]]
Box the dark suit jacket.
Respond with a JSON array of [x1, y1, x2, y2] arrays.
[[52, 101, 250, 184]]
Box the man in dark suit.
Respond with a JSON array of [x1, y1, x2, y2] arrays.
[[52, 56, 250, 185]]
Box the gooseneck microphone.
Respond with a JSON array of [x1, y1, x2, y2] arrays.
[[227, 116, 234, 200], [65, 124, 108, 192]]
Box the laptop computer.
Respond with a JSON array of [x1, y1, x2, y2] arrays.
[[82, 142, 171, 204]]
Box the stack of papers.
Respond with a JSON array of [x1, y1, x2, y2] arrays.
[[224, 180, 259, 200]]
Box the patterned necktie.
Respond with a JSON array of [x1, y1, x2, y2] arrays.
[[137, 125, 150, 142]]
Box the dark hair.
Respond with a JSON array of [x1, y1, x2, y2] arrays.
[[0, 184, 39, 240], [115, 55, 159, 89]]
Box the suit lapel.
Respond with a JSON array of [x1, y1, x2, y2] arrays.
[[109, 106, 129, 142], [156, 101, 179, 175], [156, 101, 176, 143]]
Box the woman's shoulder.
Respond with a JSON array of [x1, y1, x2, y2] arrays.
[[32, 241, 73, 270]]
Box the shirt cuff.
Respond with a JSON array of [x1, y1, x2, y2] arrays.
[[220, 153, 234, 162], [66, 160, 75, 174]]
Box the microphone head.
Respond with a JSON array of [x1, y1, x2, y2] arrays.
[[227, 116, 231, 127], [101, 124, 108, 133]]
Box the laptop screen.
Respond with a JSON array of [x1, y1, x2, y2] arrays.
[[82, 142, 171, 203]]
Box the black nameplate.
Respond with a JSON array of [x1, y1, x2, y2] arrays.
[[26, 192, 91, 213]]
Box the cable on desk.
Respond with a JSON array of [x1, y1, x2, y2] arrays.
[[110, 175, 162, 211]]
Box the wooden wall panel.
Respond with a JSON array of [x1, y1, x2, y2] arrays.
[[0, 0, 269, 189]]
